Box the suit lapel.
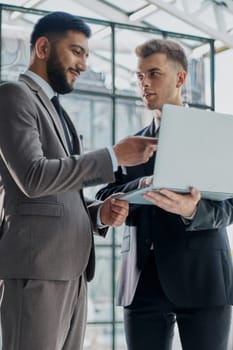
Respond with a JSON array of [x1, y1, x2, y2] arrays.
[[62, 108, 81, 154], [39, 92, 71, 155], [142, 120, 156, 175], [19, 74, 80, 156]]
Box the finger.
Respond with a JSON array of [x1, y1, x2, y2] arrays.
[[143, 136, 157, 144], [148, 144, 157, 153], [110, 199, 129, 213], [143, 194, 177, 213], [143, 191, 169, 206], [159, 189, 181, 200], [144, 149, 156, 162], [189, 187, 201, 201], [110, 204, 129, 217], [111, 221, 124, 227], [160, 188, 200, 204], [110, 212, 127, 227], [110, 206, 129, 219], [111, 198, 129, 209]]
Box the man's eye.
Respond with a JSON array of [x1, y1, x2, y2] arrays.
[[150, 71, 161, 78], [73, 50, 81, 56], [137, 74, 144, 80]]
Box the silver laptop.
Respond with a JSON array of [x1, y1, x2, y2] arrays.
[[120, 104, 233, 204]]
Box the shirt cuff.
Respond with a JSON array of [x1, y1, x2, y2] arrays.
[[181, 208, 197, 224], [107, 146, 118, 172], [97, 207, 108, 228]]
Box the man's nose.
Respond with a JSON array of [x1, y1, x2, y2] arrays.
[[140, 74, 150, 87], [141, 80, 150, 90], [76, 57, 88, 72]]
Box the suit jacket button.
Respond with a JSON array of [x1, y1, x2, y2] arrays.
[[145, 238, 152, 246]]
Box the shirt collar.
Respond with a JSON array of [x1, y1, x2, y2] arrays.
[[24, 70, 55, 100]]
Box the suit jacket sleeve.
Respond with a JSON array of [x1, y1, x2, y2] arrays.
[[0, 82, 115, 198], [86, 199, 108, 237], [186, 198, 233, 231], [97, 166, 233, 232], [0, 176, 4, 228], [96, 166, 141, 200]]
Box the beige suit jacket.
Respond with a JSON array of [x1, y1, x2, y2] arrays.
[[0, 74, 115, 281]]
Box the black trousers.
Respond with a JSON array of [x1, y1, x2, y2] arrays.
[[124, 252, 232, 350]]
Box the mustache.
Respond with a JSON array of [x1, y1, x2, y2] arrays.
[[70, 68, 81, 75]]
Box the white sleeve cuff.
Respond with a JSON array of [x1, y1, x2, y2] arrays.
[[97, 207, 108, 228], [107, 146, 118, 172]]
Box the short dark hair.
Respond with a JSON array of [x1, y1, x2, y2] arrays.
[[135, 39, 188, 72], [30, 11, 91, 48]]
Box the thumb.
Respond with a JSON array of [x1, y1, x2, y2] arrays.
[[143, 136, 157, 144], [190, 187, 201, 201]]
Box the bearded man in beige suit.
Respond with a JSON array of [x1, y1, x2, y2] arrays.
[[0, 11, 156, 350]]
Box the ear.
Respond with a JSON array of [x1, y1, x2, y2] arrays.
[[34, 37, 50, 60], [176, 70, 187, 88]]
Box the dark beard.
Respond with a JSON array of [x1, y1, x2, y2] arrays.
[[46, 49, 73, 94]]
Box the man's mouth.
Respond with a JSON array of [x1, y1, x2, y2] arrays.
[[69, 68, 80, 80], [144, 92, 156, 99]]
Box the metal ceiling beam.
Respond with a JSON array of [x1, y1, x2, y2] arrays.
[[180, 0, 190, 13], [213, 2, 227, 32], [73, 0, 130, 23], [218, 0, 233, 15], [190, 1, 212, 17], [148, 0, 233, 48]]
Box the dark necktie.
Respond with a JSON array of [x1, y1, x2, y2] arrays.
[[51, 96, 74, 153]]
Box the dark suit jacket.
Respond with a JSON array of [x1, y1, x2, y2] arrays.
[[0, 74, 115, 281], [97, 120, 233, 307]]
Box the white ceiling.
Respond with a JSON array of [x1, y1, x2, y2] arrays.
[[1, 0, 233, 49]]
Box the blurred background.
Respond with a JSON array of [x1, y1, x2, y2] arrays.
[[0, 1, 233, 349]]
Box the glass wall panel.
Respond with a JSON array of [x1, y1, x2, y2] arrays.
[[84, 324, 112, 350], [94, 227, 114, 246], [88, 247, 112, 322], [115, 323, 127, 350], [93, 225, 124, 253], [115, 246, 124, 322], [84, 322, 127, 350], [114, 226, 125, 247], [1, 10, 31, 81], [61, 93, 113, 204], [181, 38, 212, 107], [115, 28, 161, 98], [115, 27, 212, 108], [78, 23, 112, 93], [115, 98, 149, 141], [60, 93, 112, 151]]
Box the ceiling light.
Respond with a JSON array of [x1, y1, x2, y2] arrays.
[[129, 4, 157, 22]]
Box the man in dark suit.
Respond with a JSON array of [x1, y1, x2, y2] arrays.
[[0, 12, 156, 350], [97, 39, 233, 350]]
